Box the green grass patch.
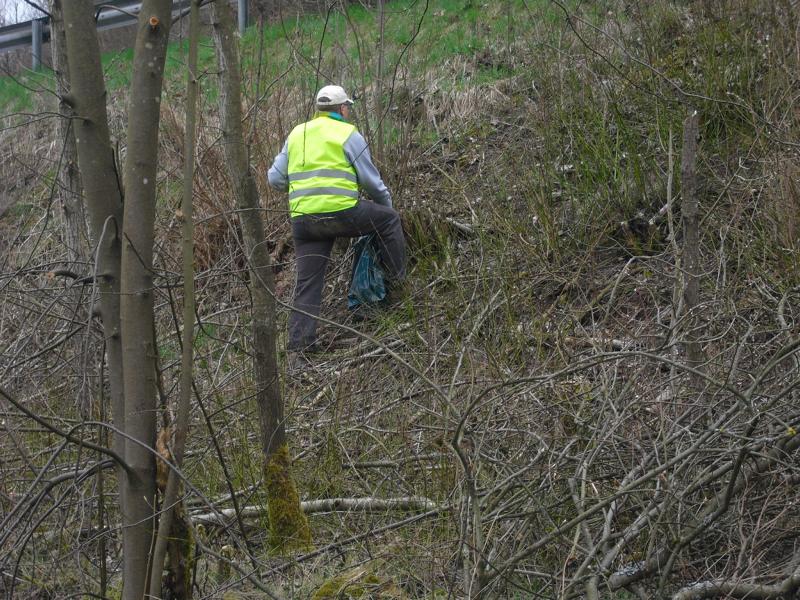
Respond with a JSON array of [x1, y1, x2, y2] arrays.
[[0, 68, 53, 112], [0, 0, 560, 114]]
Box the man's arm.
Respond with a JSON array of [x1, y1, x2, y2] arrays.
[[344, 131, 392, 208], [267, 141, 289, 191]]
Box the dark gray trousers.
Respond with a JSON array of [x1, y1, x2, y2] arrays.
[[288, 201, 406, 350]]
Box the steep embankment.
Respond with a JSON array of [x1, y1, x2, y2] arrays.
[[1, 0, 799, 598]]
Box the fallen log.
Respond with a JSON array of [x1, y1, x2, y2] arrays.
[[191, 495, 438, 526]]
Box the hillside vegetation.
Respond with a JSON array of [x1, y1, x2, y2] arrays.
[[1, 0, 799, 598]]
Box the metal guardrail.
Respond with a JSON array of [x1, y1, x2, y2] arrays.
[[0, 0, 248, 70], [0, 18, 44, 52]]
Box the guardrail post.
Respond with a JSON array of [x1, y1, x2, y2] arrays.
[[238, 0, 248, 33], [31, 18, 43, 70]]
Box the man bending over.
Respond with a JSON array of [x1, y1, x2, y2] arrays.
[[268, 85, 406, 354]]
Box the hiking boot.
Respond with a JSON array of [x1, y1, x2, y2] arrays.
[[348, 303, 383, 323], [318, 329, 361, 349], [384, 280, 410, 306]]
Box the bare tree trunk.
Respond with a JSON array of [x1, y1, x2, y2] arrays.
[[49, 0, 87, 266], [148, 1, 200, 597], [119, 1, 172, 596], [211, 0, 311, 552], [59, 0, 125, 502], [681, 111, 703, 377], [374, 0, 386, 164]]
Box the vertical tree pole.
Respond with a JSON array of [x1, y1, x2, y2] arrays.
[[374, 0, 386, 164], [211, 0, 311, 552], [119, 1, 172, 596], [61, 0, 179, 595], [59, 2, 126, 597], [49, 0, 87, 266], [148, 1, 200, 597], [681, 110, 703, 379], [59, 0, 125, 490]]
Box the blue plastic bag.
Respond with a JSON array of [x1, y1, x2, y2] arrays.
[[348, 235, 386, 309]]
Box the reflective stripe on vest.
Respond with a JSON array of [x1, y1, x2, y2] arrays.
[[288, 168, 358, 183], [287, 116, 359, 217]]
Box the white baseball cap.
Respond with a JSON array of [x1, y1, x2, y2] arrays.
[[316, 85, 354, 106]]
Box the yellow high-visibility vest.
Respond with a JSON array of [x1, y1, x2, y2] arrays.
[[287, 114, 359, 217]]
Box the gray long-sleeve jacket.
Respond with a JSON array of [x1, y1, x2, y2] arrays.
[[267, 123, 392, 208]]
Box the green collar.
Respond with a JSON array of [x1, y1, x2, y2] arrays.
[[315, 111, 346, 122]]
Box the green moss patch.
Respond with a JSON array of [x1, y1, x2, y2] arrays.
[[265, 443, 313, 552], [313, 565, 406, 599]]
